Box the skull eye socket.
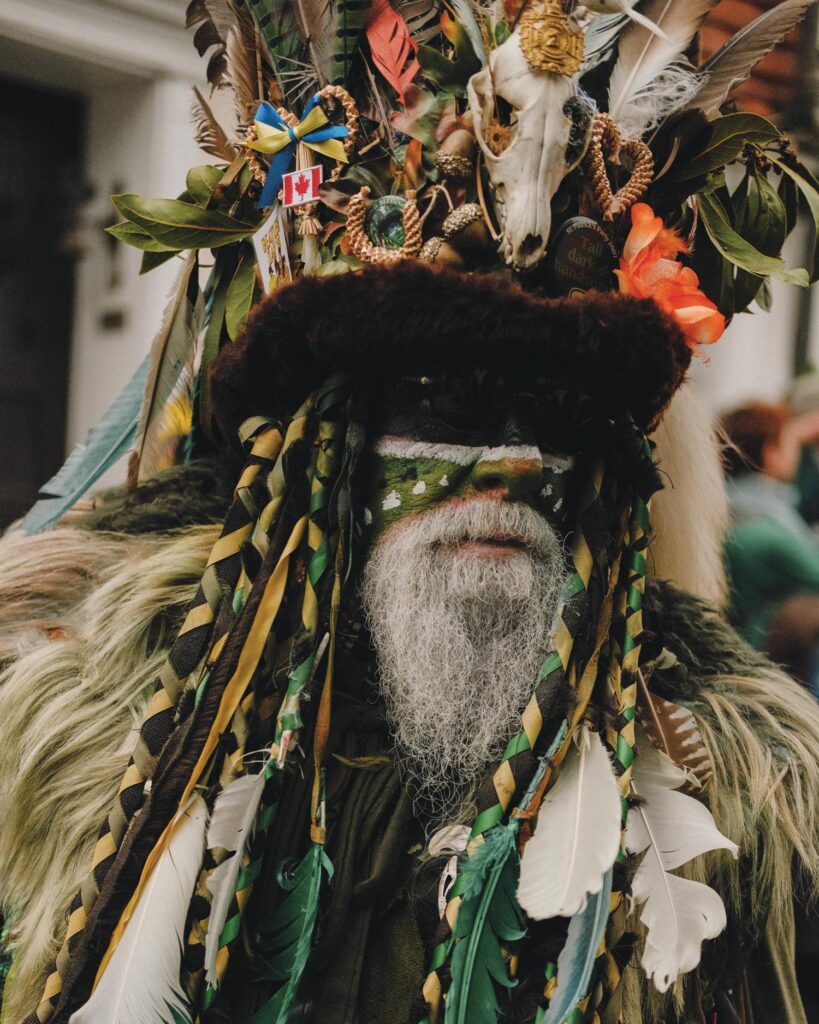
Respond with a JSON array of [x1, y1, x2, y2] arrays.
[[482, 96, 517, 156], [563, 94, 594, 170]]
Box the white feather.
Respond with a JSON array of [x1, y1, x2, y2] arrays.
[[518, 725, 621, 920], [607, 0, 719, 136], [688, 0, 817, 118], [204, 771, 266, 987], [583, 1, 671, 42], [625, 738, 739, 993], [69, 794, 208, 1024]]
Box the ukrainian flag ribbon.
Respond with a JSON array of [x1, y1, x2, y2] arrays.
[[248, 96, 349, 207]]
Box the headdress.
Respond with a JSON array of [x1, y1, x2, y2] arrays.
[[14, 3, 819, 1024]]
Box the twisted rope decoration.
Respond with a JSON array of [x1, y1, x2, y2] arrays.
[[345, 187, 422, 265], [583, 114, 654, 222]]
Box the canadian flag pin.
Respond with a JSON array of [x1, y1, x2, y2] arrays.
[[282, 165, 323, 208]]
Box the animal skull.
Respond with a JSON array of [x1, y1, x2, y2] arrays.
[[467, 31, 580, 271]]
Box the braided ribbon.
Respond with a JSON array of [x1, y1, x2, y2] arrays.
[[248, 97, 349, 208]]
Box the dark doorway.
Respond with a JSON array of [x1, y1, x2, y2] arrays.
[[0, 77, 86, 527]]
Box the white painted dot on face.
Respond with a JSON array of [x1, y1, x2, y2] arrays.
[[382, 490, 402, 511], [554, 498, 563, 512], [439, 474, 449, 487], [541, 484, 554, 498], [412, 480, 427, 495], [364, 507, 373, 525]]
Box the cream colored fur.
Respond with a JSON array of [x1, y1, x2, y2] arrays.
[[0, 525, 217, 1023], [650, 385, 729, 608], [0, 528, 148, 666]]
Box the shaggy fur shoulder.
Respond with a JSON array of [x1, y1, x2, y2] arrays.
[[646, 579, 819, 933], [210, 263, 691, 443]]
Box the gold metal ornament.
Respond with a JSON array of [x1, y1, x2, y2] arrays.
[[518, 0, 584, 76]]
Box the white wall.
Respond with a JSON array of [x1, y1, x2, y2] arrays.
[[0, 0, 206, 459]]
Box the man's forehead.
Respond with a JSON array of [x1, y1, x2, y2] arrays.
[[372, 437, 574, 474]]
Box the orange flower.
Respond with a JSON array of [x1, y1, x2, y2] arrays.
[[615, 203, 725, 351]]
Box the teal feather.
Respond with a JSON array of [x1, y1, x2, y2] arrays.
[[445, 824, 526, 1024], [251, 843, 333, 1024], [22, 355, 150, 534], [446, 0, 486, 65], [542, 867, 613, 1024]]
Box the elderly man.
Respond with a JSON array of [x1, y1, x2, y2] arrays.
[[1, 265, 817, 1024]]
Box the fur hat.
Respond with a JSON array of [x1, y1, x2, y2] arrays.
[[211, 263, 690, 442]]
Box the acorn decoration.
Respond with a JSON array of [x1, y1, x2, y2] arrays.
[[436, 128, 477, 180], [418, 236, 466, 269], [441, 203, 493, 261]]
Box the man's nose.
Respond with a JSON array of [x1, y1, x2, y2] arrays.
[[470, 447, 544, 500]]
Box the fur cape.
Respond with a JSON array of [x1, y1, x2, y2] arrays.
[[210, 263, 691, 444], [0, 435, 817, 1022]]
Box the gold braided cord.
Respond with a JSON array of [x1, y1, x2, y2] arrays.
[[583, 114, 654, 222], [28, 422, 284, 1024], [344, 187, 423, 264]]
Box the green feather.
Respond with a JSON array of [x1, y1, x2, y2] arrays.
[[330, 0, 372, 83], [446, 825, 526, 1024], [251, 843, 333, 1024]]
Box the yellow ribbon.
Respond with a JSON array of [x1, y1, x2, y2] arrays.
[[248, 105, 348, 164]]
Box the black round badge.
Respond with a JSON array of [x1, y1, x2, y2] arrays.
[[546, 217, 618, 296]]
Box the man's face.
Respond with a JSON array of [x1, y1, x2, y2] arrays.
[[361, 372, 575, 546], [360, 373, 573, 826]]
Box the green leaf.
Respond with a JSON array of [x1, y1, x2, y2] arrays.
[[446, 825, 526, 1024], [767, 153, 819, 282], [225, 243, 259, 341], [106, 221, 177, 252], [698, 190, 809, 287], [252, 844, 333, 1023], [186, 165, 228, 206], [731, 169, 787, 312], [672, 113, 780, 183], [418, 18, 482, 97], [140, 250, 178, 274], [112, 194, 257, 251]]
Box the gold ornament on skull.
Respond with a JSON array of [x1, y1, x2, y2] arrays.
[[519, 0, 584, 76]]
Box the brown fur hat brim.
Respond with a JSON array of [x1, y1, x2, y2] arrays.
[[211, 263, 690, 442]]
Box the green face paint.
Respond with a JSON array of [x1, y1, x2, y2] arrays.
[[361, 438, 575, 540]]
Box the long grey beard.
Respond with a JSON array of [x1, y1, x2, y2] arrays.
[[360, 499, 568, 828]]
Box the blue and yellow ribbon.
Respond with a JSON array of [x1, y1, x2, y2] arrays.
[[248, 96, 349, 207]]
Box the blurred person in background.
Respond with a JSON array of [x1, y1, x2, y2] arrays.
[[788, 372, 819, 527], [723, 401, 819, 697]]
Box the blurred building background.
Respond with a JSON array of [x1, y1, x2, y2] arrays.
[[0, 0, 817, 525]]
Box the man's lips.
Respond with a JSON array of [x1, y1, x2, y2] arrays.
[[440, 535, 529, 553]]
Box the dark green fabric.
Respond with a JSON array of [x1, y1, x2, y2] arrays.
[[725, 516, 819, 648]]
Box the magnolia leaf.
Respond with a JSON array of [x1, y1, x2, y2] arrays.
[[141, 250, 178, 274], [107, 221, 177, 252], [112, 194, 257, 251], [698, 190, 809, 287], [732, 169, 787, 312], [225, 243, 260, 341], [186, 164, 228, 206], [766, 153, 819, 282], [672, 112, 780, 183], [418, 13, 481, 97]]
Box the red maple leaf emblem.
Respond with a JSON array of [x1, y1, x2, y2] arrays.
[[295, 173, 310, 198]]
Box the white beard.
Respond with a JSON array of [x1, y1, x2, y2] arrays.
[[360, 499, 568, 827]]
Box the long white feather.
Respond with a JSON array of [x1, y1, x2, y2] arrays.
[[688, 0, 817, 118], [69, 794, 208, 1024], [517, 725, 621, 920], [204, 771, 266, 987], [625, 738, 738, 993], [607, 0, 719, 136]]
